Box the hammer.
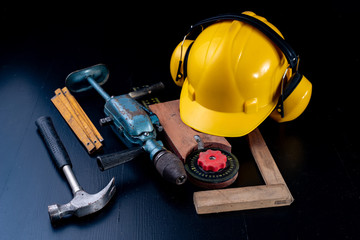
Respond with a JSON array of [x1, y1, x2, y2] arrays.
[[36, 116, 116, 223]]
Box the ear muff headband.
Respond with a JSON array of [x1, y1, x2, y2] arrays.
[[182, 41, 194, 80], [188, 14, 299, 71]]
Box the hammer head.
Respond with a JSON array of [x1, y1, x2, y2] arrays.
[[48, 177, 116, 223]]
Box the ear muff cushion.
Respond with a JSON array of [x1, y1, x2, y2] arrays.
[[170, 40, 194, 87], [270, 74, 312, 122]]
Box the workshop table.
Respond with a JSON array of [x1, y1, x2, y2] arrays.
[[1, 2, 359, 239]]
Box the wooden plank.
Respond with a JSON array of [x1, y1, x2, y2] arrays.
[[247, 128, 287, 185], [193, 184, 293, 214], [149, 100, 231, 162]]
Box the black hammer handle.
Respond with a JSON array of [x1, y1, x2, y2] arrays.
[[35, 116, 72, 169]]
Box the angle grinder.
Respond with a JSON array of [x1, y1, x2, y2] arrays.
[[185, 135, 239, 189]]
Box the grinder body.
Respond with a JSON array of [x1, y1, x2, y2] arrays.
[[104, 94, 164, 159]]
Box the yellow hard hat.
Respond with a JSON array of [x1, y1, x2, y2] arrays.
[[170, 11, 312, 137]]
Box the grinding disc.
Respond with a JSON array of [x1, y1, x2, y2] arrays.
[[185, 148, 239, 189]]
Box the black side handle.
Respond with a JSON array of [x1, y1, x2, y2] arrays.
[[35, 116, 72, 169], [128, 82, 165, 99], [97, 147, 145, 171]]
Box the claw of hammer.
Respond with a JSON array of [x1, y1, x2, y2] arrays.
[[48, 177, 116, 222]]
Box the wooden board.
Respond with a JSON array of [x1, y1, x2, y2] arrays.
[[149, 100, 231, 162], [193, 184, 292, 214], [149, 100, 294, 214]]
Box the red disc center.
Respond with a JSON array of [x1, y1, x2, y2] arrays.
[[197, 149, 227, 172]]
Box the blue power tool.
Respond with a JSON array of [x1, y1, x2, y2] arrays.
[[65, 64, 187, 185]]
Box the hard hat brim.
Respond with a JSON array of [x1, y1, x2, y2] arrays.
[[179, 80, 276, 137]]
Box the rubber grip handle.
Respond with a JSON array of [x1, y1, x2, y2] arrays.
[[35, 116, 72, 169], [128, 82, 165, 99], [97, 147, 144, 171]]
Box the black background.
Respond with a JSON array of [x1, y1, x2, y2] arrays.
[[1, 1, 359, 239]]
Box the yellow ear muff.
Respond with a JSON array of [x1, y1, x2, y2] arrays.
[[270, 74, 312, 122], [170, 39, 194, 87]]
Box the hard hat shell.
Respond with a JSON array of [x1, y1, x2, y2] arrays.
[[177, 12, 290, 137]]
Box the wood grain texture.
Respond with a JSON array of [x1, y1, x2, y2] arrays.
[[51, 87, 103, 153], [62, 87, 104, 143], [247, 128, 286, 185], [194, 184, 293, 214], [149, 100, 231, 161]]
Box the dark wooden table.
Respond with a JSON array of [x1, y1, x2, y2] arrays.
[[1, 2, 359, 239]]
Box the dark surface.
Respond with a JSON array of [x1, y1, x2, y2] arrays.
[[1, 2, 359, 239]]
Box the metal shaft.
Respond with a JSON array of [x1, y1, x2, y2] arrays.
[[194, 135, 205, 150], [62, 165, 82, 194], [87, 76, 111, 101]]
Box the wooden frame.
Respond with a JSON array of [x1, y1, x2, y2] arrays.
[[193, 128, 294, 214], [149, 100, 294, 214]]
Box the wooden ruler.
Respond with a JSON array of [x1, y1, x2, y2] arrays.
[[51, 87, 103, 154]]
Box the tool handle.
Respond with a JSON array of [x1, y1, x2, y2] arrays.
[[128, 82, 165, 99], [97, 147, 144, 171], [35, 116, 72, 169]]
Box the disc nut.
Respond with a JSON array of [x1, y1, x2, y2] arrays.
[[197, 149, 227, 172]]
